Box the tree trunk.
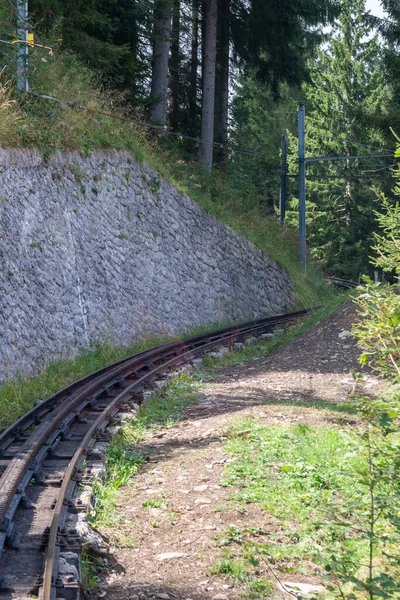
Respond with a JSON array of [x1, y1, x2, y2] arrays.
[[188, 0, 199, 134], [198, 0, 218, 171], [169, 0, 180, 130], [200, 0, 206, 99], [150, 0, 173, 126], [129, 0, 138, 100], [214, 0, 230, 162]]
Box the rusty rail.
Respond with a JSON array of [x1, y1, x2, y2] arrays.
[[0, 308, 311, 600]]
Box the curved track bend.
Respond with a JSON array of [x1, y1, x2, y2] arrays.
[[0, 309, 310, 600]]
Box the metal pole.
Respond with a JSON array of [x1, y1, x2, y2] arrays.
[[17, 0, 29, 91], [280, 134, 288, 225], [298, 103, 306, 270]]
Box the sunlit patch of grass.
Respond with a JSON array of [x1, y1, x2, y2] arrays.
[[218, 417, 368, 582]]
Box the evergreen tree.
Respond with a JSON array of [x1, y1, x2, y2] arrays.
[[288, 0, 394, 278], [230, 0, 340, 90], [230, 75, 297, 212], [377, 0, 400, 136], [29, 0, 152, 101]]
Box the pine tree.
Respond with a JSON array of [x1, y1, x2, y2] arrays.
[[230, 0, 340, 90], [377, 0, 400, 136], [198, 0, 218, 170], [288, 0, 393, 278], [150, 0, 173, 125]]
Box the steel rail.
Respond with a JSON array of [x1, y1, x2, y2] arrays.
[[0, 310, 309, 451], [0, 310, 308, 530], [0, 308, 311, 600], [326, 277, 358, 290], [41, 320, 301, 600]]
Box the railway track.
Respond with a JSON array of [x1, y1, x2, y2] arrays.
[[0, 309, 310, 600], [326, 277, 358, 290]]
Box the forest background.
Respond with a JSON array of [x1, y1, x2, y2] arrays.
[[0, 0, 399, 279]]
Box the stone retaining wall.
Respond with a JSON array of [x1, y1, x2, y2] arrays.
[[0, 149, 294, 379]]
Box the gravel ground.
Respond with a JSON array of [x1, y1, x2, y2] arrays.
[[93, 303, 380, 600]]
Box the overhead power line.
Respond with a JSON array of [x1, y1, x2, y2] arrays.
[[28, 90, 278, 160]]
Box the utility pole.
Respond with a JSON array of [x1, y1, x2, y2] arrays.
[[298, 102, 306, 270], [280, 133, 288, 225], [17, 0, 29, 91]]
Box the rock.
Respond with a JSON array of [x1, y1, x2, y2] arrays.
[[338, 330, 352, 339], [192, 358, 203, 369], [233, 342, 244, 351], [142, 391, 154, 404], [194, 497, 212, 504], [260, 333, 274, 340], [155, 594, 170, 599], [280, 582, 325, 596], [244, 336, 257, 345], [65, 512, 108, 555], [212, 595, 228, 600], [194, 484, 209, 492], [156, 552, 188, 560]]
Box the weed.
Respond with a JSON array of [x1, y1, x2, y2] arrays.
[[150, 176, 161, 192], [68, 163, 88, 184], [80, 551, 101, 592], [220, 418, 368, 579], [211, 551, 249, 582], [142, 498, 169, 509]]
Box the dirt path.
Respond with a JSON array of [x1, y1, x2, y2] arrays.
[[94, 303, 380, 600]]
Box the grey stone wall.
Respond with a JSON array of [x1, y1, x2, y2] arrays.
[[0, 149, 294, 380]]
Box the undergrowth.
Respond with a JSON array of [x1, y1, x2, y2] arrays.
[[214, 418, 370, 591]]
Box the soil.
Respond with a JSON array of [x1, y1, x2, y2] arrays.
[[93, 303, 381, 600]]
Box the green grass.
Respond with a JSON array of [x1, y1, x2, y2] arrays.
[[213, 418, 369, 589], [90, 372, 199, 540]]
